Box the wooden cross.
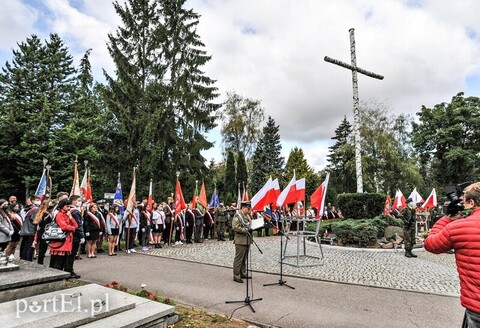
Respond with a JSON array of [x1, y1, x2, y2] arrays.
[[324, 28, 384, 193]]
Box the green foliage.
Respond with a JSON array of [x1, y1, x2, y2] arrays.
[[412, 92, 480, 186], [282, 147, 319, 197], [352, 222, 378, 246], [337, 193, 384, 220], [224, 150, 236, 203], [220, 91, 264, 159], [236, 151, 248, 194]]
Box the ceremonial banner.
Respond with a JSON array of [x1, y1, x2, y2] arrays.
[[197, 181, 208, 212], [70, 158, 81, 196], [35, 168, 47, 200], [125, 168, 136, 215], [147, 179, 153, 212], [209, 186, 220, 208], [174, 180, 187, 213]]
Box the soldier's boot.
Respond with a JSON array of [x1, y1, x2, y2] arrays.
[[405, 250, 412, 258], [409, 250, 418, 258]]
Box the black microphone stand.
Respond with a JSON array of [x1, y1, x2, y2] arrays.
[[263, 220, 295, 289], [226, 231, 263, 313]]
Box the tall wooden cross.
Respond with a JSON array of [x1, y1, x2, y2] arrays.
[[324, 28, 384, 193]]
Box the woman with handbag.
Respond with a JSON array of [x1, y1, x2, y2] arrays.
[[49, 199, 78, 271]]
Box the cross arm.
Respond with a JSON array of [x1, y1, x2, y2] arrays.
[[324, 56, 384, 80]]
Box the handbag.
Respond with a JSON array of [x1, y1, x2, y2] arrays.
[[42, 220, 67, 242]]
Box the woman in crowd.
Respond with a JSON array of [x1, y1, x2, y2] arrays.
[[151, 203, 165, 248], [84, 203, 104, 258], [49, 199, 78, 270], [106, 204, 121, 256], [4, 203, 22, 256], [33, 200, 53, 265], [0, 199, 13, 252]]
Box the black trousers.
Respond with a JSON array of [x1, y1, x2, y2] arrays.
[[49, 254, 67, 271], [125, 228, 136, 249], [20, 235, 35, 261], [64, 241, 80, 273], [37, 239, 49, 265]]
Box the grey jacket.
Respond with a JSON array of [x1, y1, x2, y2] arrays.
[[19, 206, 37, 236], [0, 215, 13, 243]]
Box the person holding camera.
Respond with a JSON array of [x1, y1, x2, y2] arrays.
[[400, 198, 418, 258], [425, 182, 480, 327]]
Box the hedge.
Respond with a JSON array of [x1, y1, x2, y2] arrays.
[[337, 193, 385, 220]]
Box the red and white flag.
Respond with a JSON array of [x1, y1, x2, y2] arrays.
[[251, 177, 274, 211], [310, 173, 330, 219], [392, 189, 406, 210], [125, 168, 137, 215], [384, 195, 392, 215], [276, 174, 297, 207], [408, 188, 424, 204], [420, 188, 437, 210], [294, 178, 306, 202], [271, 178, 281, 210]]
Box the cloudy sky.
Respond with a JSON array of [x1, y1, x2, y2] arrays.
[[1, 0, 480, 171]]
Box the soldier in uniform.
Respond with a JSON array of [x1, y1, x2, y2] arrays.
[[226, 203, 237, 240], [215, 201, 227, 241], [401, 198, 418, 258], [232, 201, 253, 283]]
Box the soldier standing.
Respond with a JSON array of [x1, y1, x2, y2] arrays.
[[401, 198, 418, 258], [232, 201, 252, 283], [215, 202, 227, 241]]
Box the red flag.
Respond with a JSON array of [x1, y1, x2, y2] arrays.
[[242, 182, 249, 202], [310, 173, 330, 219], [383, 195, 391, 215], [192, 181, 198, 209], [125, 168, 137, 215], [175, 180, 187, 214], [84, 172, 93, 204], [294, 178, 306, 202], [197, 181, 208, 212], [147, 179, 153, 212], [420, 188, 437, 210]]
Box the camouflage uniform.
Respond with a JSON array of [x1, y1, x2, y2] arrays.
[[400, 205, 417, 258], [215, 205, 227, 241]]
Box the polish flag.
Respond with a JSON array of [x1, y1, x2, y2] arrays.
[[408, 188, 424, 204], [392, 189, 406, 210], [295, 178, 306, 202], [147, 179, 153, 212], [251, 177, 274, 211], [271, 178, 281, 210], [310, 173, 330, 218], [276, 175, 297, 207], [420, 188, 437, 210]]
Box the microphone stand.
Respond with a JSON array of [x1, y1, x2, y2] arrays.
[[226, 231, 262, 313], [263, 226, 295, 289]]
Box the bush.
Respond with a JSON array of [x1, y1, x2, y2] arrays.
[[337, 193, 385, 220], [352, 222, 378, 246], [375, 214, 404, 227]]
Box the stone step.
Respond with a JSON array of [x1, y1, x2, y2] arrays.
[[0, 284, 136, 327]]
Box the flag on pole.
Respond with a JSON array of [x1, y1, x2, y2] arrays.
[[384, 195, 392, 215], [147, 179, 153, 212], [35, 168, 47, 200], [420, 188, 437, 210], [251, 177, 274, 211], [295, 178, 306, 202], [70, 157, 81, 196], [192, 180, 198, 209], [84, 169, 93, 203], [209, 186, 220, 208], [276, 174, 297, 207], [80, 169, 88, 197], [271, 178, 281, 210], [392, 189, 406, 210], [125, 168, 137, 215], [113, 173, 124, 213], [197, 181, 208, 212], [310, 173, 330, 219], [408, 187, 424, 204], [174, 180, 187, 213]]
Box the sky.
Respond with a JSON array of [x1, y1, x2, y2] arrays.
[[1, 0, 480, 172]]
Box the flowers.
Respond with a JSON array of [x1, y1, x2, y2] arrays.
[[103, 281, 174, 305]]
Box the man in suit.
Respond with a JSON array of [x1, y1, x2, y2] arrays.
[[232, 201, 252, 283]]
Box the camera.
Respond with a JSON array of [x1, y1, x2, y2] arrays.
[[442, 182, 471, 216]]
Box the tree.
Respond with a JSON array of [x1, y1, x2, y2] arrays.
[[412, 92, 480, 187], [220, 91, 264, 158], [0, 34, 78, 197], [327, 116, 356, 195], [236, 151, 248, 195], [224, 150, 236, 203], [103, 0, 219, 198], [251, 116, 284, 193], [282, 147, 318, 197]]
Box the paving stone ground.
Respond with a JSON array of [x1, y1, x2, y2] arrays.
[[143, 236, 459, 297]]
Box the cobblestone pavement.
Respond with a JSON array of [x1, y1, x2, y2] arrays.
[[144, 236, 460, 297]]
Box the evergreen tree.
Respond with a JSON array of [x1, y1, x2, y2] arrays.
[[251, 142, 267, 194], [327, 116, 356, 195], [103, 0, 219, 198], [282, 147, 317, 197], [236, 151, 248, 196], [224, 150, 236, 203]]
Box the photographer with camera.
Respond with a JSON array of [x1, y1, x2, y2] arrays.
[[425, 182, 480, 327]]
